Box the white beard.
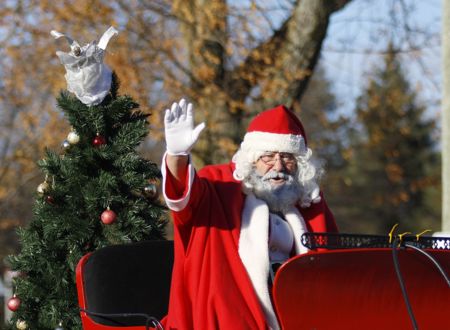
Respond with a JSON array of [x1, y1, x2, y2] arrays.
[[247, 169, 302, 213]]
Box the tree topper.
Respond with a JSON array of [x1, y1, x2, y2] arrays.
[[51, 26, 118, 106]]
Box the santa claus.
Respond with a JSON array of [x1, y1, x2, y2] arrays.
[[161, 99, 338, 330]]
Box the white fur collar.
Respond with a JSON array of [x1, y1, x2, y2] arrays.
[[238, 194, 309, 330], [284, 207, 310, 255]]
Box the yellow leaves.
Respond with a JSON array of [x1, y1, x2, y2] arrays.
[[399, 126, 411, 135], [0, 1, 354, 206], [196, 64, 217, 81], [385, 163, 404, 183], [198, 45, 223, 66], [172, 0, 194, 21], [43, 1, 114, 29], [41, 111, 70, 147], [343, 177, 353, 186], [396, 191, 410, 204], [217, 137, 238, 156], [367, 92, 382, 108], [228, 99, 246, 114], [370, 129, 383, 144], [0, 185, 8, 200], [374, 189, 409, 207], [386, 149, 400, 158], [342, 148, 354, 161], [410, 177, 434, 192], [386, 88, 405, 107], [0, 219, 20, 230]]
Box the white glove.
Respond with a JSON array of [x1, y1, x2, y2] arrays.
[[164, 99, 205, 156]]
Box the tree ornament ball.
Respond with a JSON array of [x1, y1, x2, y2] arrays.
[[37, 182, 50, 195], [62, 139, 71, 149], [45, 195, 55, 204], [144, 183, 158, 200], [67, 131, 80, 145], [92, 134, 106, 147], [7, 295, 21, 311], [16, 320, 27, 330], [101, 208, 117, 225]]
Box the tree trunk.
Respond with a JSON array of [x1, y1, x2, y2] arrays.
[[174, 0, 351, 164]]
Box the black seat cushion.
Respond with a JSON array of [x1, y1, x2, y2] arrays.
[[82, 240, 174, 326]]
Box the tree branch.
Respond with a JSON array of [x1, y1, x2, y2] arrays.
[[226, 0, 352, 106]]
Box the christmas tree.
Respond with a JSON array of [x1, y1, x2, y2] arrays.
[[348, 43, 438, 232], [6, 27, 166, 329]]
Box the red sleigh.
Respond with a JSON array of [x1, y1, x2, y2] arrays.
[[76, 240, 173, 329], [274, 233, 450, 329], [76, 234, 450, 329]]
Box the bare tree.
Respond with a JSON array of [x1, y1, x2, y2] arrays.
[[0, 0, 352, 259], [171, 0, 351, 163]]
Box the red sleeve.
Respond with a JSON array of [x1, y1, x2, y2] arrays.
[[164, 160, 190, 201], [300, 192, 339, 233]]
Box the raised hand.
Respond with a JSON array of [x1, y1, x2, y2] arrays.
[[164, 99, 205, 156]]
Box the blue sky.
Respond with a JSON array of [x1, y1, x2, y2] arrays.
[[321, 0, 441, 118]]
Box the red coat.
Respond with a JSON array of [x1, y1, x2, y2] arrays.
[[161, 158, 338, 330]]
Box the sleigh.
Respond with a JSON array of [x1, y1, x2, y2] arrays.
[[76, 234, 450, 329], [76, 240, 173, 329]]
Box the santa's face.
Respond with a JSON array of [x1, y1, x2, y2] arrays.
[[249, 152, 301, 212], [254, 152, 297, 185]]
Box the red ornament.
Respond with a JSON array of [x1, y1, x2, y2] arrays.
[[7, 295, 21, 311], [101, 208, 117, 225], [92, 134, 106, 147], [45, 195, 55, 204]]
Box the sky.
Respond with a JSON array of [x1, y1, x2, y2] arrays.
[[321, 0, 441, 119]]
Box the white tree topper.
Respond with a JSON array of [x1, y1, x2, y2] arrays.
[[51, 26, 118, 106]]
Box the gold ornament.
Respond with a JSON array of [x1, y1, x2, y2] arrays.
[[37, 182, 50, 195], [67, 131, 80, 145], [16, 319, 27, 330]]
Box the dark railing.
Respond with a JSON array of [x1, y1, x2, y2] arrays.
[[301, 232, 450, 250]]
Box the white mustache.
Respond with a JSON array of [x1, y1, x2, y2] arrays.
[[262, 171, 290, 181]]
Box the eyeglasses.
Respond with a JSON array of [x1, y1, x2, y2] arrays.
[[258, 152, 296, 166]]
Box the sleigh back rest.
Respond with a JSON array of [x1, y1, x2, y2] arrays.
[[76, 240, 174, 327]]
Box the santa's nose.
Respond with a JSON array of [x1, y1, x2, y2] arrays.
[[272, 157, 286, 171]]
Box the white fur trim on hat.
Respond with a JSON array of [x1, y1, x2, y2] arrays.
[[241, 131, 306, 156]]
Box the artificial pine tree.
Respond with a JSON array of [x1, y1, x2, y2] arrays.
[[350, 43, 437, 232], [6, 28, 166, 329]]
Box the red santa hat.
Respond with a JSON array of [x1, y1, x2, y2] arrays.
[[240, 105, 307, 155]]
